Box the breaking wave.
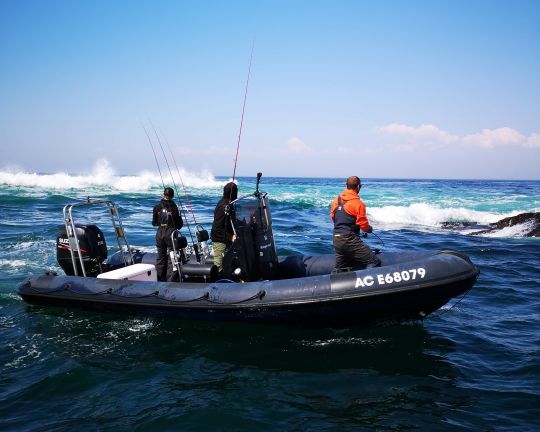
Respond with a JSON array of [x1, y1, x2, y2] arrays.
[[478, 222, 537, 238], [369, 203, 529, 229], [0, 159, 225, 192]]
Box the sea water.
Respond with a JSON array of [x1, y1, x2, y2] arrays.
[[1, 169, 539, 431]]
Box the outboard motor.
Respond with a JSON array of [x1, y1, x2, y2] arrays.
[[57, 224, 107, 277]]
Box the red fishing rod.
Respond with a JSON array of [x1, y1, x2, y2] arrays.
[[231, 43, 254, 187]]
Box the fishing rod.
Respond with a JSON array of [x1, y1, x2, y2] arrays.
[[159, 127, 199, 229], [148, 119, 196, 247], [362, 230, 385, 249], [141, 122, 166, 190], [231, 43, 254, 189], [158, 127, 212, 263]]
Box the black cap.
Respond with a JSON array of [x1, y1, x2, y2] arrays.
[[164, 187, 174, 198]]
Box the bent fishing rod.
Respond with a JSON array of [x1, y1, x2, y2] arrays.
[[361, 230, 385, 251]]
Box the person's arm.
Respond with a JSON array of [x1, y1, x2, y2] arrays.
[[329, 198, 338, 222], [224, 204, 237, 241], [151, 205, 159, 226], [173, 204, 183, 230], [354, 200, 372, 232]]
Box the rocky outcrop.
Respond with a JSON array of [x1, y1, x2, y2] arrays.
[[441, 212, 540, 237], [470, 212, 540, 237], [440, 221, 480, 229]]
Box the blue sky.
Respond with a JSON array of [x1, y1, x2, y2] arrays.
[[1, 0, 539, 179]]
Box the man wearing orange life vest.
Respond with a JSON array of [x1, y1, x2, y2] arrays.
[[329, 176, 380, 270]]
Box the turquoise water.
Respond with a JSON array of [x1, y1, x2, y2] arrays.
[[1, 172, 539, 431]]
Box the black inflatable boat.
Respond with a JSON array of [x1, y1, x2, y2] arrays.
[[17, 177, 479, 327]]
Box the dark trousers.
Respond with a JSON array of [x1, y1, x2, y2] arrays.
[[333, 232, 380, 270], [156, 227, 176, 282]]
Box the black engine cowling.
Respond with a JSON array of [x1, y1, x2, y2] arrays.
[[57, 224, 107, 277]]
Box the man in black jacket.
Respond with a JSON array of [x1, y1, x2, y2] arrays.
[[152, 187, 183, 281], [211, 182, 238, 274]]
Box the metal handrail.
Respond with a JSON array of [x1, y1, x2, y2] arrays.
[[62, 198, 133, 277], [227, 191, 270, 237]]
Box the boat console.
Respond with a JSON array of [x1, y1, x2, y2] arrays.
[[222, 191, 279, 281]]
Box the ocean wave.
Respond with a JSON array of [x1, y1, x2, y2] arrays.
[[0, 259, 27, 268], [474, 221, 537, 238], [369, 203, 523, 228], [270, 191, 335, 208], [0, 159, 226, 193]]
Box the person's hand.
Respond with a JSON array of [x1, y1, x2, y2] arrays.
[[232, 235, 237, 242], [366, 225, 373, 233]]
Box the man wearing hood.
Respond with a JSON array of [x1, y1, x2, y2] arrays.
[[152, 187, 183, 281], [211, 182, 238, 274], [329, 176, 380, 270]]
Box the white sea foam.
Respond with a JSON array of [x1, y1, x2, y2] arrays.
[[0, 159, 225, 192], [4, 343, 42, 368], [299, 337, 386, 347], [0, 259, 27, 268], [480, 221, 536, 238], [369, 203, 522, 229], [127, 319, 155, 333], [12, 241, 42, 251]]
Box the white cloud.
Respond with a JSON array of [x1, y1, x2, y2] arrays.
[[462, 127, 525, 148], [377, 123, 458, 144], [526, 133, 540, 148], [285, 137, 311, 153], [377, 123, 539, 150]]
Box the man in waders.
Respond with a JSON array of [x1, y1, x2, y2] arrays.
[[210, 182, 238, 275], [329, 176, 380, 270], [152, 187, 183, 281]]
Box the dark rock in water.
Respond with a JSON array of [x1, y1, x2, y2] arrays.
[[441, 221, 481, 229], [470, 212, 540, 237]]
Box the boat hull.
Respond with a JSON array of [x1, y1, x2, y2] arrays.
[[17, 250, 479, 327]]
